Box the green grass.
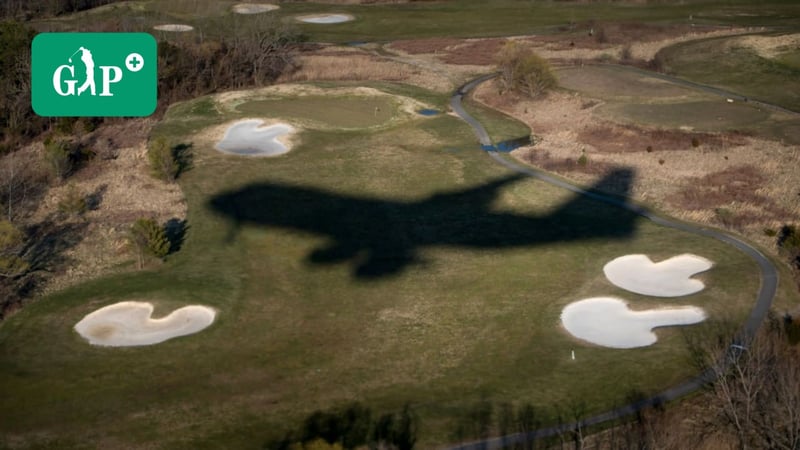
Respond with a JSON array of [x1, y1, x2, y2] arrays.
[[39, 0, 800, 43], [597, 100, 772, 131], [777, 49, 800, 70], [463, 97, 531, 144], [660, 34, 800, 112], [557, 66, 706, 102], [236, 95, 401, 129], [556, 64, 800, 144], [0, 82, 771, 449]]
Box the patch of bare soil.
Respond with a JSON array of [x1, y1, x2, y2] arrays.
[[471, 79, 800, 255], [29, 119, 187, 293]]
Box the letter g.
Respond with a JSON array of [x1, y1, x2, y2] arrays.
[[53, 65, 77, 96]]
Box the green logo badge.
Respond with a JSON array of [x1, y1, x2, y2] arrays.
[[32, 33, 157, 117]]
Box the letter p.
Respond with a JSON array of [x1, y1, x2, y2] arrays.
[[99, 66, 123, 97]]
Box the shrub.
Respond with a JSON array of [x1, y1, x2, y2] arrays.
[[764, 228, 777, 237], [147, 137, 178, 182], [128, 218, 170, 269], [577, 153, 588, 166], [646, 145, 653, 153], [496, 41, 557, 98], [43, 139, 73, 181], [714, 207, 736, 227], [692, 137, 701, 148], [42, 139, 93, 181], [57, 183, 87, 217], [779, 225, 800, 251], [649, 51, 666, 73], [55, 117, 77, 135], [620, 44, 632, 61], [784, 315, 800, 345], [658, 159, 665, 165], [0, 219, 28, 278]]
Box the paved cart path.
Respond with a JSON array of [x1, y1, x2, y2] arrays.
[[446, 72, 779, 450]]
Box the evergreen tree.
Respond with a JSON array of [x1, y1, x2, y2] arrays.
[[129, 218, 170, 269]]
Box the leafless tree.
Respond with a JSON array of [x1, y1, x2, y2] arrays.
[[691, 317, 800, 450]]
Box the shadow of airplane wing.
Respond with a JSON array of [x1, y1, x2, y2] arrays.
[[208, 168, 638, 279]]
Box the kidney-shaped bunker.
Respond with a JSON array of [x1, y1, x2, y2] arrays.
[[216, 119, 295, 157]]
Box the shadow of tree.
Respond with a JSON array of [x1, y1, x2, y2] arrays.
[[265, 402, 417, 450], [208, 168, 638, 279], [23, 219, 88, 272], [164, 217, 189, 254], [86, 184, 108, 211], [0, 219, 89, 317], [172, 143, 193, 178]]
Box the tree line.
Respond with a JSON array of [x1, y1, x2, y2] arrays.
[[1, 0, 122, 20]]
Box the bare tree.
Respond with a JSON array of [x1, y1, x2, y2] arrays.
[[0, 151, 43, 222], [691, 318, 800, 450]]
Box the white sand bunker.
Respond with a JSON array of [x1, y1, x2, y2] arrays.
[[296, 14, 354, 24], [562, 297, 706, 349], [75, 301, 216, 347], [604, 254, 713, 297], [216, 119, 294, 157], [153, 24, 194, 32], [233, 3, 279, 14]]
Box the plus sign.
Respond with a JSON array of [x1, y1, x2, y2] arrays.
[[125, 53, 144, 72]]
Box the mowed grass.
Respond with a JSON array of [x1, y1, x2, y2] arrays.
[[598, 101, 772, 131], [39, 0, 800, 43], [236, 95, 400, 129], [0, 83, 764, 449], [557, 65, 800, 143], [463, 98, 531, 144], [660, 34, 800, 112], [557, 66, 706, 102]]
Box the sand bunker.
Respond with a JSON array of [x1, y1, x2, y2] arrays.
[[296, 14, 354, 24], [153, 24, 194, 32], [74, 301, 216, 347], [561, 297, 706, 349], [604, 254, 713, 297], [233, 3, 279, 14], [215, 119, 294, 157]]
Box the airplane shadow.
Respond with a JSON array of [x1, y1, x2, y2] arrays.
[[208, 168, 638, 279]]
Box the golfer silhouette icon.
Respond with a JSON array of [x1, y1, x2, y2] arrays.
[[71, 47, 96, 96]]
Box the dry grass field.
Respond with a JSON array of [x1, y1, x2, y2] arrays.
[[472, 79, 800, 262]]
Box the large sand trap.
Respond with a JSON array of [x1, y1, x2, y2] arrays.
[[153, 24, 194, 32], [296, 14, 354, 24], [561, 297, 706, 349], [233, 3, 279, 14], [74, 301, 216, 347], [215, 119, 294, 157], [604, 254, 713, 297]]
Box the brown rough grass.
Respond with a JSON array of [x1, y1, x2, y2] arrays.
[[27, 118, 187, 293], [279, 52, 452, 92], [388, 38, 462, 54], [471, 76, 800, 256], [578, 124, 750, 153], [439, 38, 505, 65]]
